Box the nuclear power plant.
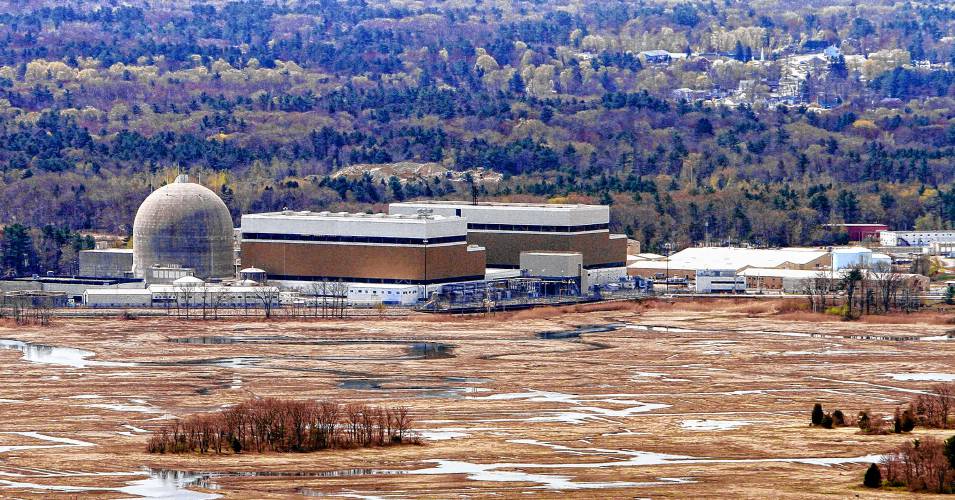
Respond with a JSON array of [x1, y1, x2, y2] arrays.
[[0, 174, 645, 308], [132, 174, 235, 281]]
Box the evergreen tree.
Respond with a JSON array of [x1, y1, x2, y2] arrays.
[[944, 435, 955, 469], [811, 403, 824, 426], [1, 223, 34, 277], [508, 72, 525, 94], [863, 463, 881, 488]]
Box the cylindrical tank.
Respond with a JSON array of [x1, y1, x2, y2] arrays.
[[133, 175, 234, 279]]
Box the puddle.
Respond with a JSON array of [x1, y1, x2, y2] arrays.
[[120, 469, 221, 499], [0, 339, 134, 369], [0, 469, 221, 499], [445, 376, 492, 384], [406, 342, 454, 359], [537, 324, 626, 340], [168, 336, 456, 360], [339, 379, 383, 390]]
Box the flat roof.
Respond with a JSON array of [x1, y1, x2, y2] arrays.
[[81, 248, 134, 253], [882, 230, 955, 234], [244, 210, 460, 223], [823, 223, 887, 227], [242, 210, 468, 240], [520, 251, 583, 256], [392, 200, 602, 210], [84, 288, 152, 295], [7, 276, 142, 285], [629, 247, 829, 272]]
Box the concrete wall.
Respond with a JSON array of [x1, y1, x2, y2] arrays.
[[469, 231, 626, 268], [79, 250, 133, 277], [520, 252, 583, 278]]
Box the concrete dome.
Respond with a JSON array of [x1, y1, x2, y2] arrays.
[[133, 175, 234, 279]]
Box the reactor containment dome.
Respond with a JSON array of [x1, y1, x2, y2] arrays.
[[132, 174, 234, 280]]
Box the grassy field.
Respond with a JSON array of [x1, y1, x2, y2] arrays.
[[0, 303, 952, 498]]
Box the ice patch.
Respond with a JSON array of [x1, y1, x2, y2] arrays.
[[470, 390, 670, 423], [0, 432, 95, 453], [413, 460, 690, 490], [417, 430, 469, 441], [886, 373, 955, 382], [680, 419, 752, 431], [85, 403, 162, 414]]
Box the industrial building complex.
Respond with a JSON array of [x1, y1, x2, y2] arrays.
[[388, 201, 628, 285], [1, 175, 944, 311]]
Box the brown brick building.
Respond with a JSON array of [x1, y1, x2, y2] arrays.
[[239, 211, 485, 286], [388, 202, 628, 279]]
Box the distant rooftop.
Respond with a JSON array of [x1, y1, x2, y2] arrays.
[[245, 210, 459, 222], [81, 248, 134, 253], [392, 201, 602, 210], [629, 247, 829, 272]]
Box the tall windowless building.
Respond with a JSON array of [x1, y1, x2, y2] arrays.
[[239, 211, 486, 286], [388, 201, 627, 272]]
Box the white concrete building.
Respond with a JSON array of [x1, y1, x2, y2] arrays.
[[695, 269, 745, 293], [880, 230, 955, 248], [831, 247, 872, 270]]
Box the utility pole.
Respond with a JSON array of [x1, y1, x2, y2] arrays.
[[664, 242, 672, 295]]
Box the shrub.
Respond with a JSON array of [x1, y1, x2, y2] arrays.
[[825, 305, 847, 316], [858, 411, 870, 432], [863, 462, 882, 488], [811, 403, 824, 426], [901, 408, 917, 433], [821, 412, 834, 429], [858, 410, 888, 435], [832, 409, 846, 427]]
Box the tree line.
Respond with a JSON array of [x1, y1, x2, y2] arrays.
[[146, 398, 418, 455]]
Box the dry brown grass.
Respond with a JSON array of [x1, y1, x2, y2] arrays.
[[773, 310, 955, 326], [418, 300, 650, 323]]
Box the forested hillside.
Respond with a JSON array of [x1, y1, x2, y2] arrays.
[[0, 0, 954, 274]]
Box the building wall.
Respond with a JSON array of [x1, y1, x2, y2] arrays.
[[745, 276, 784, 290], [881, 231, 955, 247], [79, 250, 133, 278], [469, 231, 626, 268], [627, 266, 696, 279], [240, 241, 485, 283], [780, 253, 831, 270]]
